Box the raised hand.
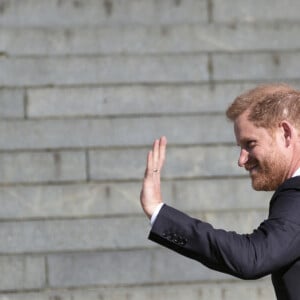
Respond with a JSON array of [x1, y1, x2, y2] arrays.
[[140, 136, 167, 219]]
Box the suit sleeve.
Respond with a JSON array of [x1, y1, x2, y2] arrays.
[[149, 195, 300, 280]]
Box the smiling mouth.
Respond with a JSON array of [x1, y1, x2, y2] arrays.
[[246, 165, 259, 173]]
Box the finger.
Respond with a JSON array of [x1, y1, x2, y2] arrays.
[[145, 150, 153, 177], [152, 139, 159, 170], [158, 136, 167, 170]]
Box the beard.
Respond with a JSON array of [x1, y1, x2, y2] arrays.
[[245, 152, 288, 191]]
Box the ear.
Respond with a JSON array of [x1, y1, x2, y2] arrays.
[[280, 121, 293, 147]]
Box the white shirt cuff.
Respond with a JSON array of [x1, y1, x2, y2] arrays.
[[150, 203, 164, 226], [292, 167, 300, 177]]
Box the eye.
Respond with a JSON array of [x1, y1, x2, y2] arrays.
[[246, 140, 256, 149]]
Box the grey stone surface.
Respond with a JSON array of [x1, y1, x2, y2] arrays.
[[47, 248, 230, 288], [0, 217, 149, 253], [0, 0, 297, 297], [0, 182, 141, 219], [0, 151, 86, 184], [0, 116, 234, 150], [0, 280, 275, 300], [0, 210, 268, 254], [0, 0, 208, 27], [89, 145, 243, 180], [0, 179, 271, 220], [0, 255, 45, 291], [3, 24, 300, 56], [213, 0, 300, 23], [213, 52, 300, 81], [170, 179, 271, 212], [201, 210, 268, 233], [27, 83, 254, 117], [0, 89, 24, 118], [0, 55, 209, 87]]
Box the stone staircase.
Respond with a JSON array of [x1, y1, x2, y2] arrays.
[[0, 0, 299, 299]]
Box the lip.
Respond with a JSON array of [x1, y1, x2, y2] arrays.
[[246, 165, 258, 173]]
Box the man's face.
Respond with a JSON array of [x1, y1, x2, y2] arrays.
[[234, 112, 289, 191]]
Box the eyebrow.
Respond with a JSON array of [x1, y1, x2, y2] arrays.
[[237, 137, 256, 147]]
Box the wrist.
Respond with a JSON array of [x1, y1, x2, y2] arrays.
[[150, 203, 164, 225], [143, 202, 163, 220]]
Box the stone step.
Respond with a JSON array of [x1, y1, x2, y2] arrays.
[[0, 256, 45, 291], [0, 179, 270, 220], [0, 211, 267, 254], [1, 52, 300, 87], [89, 145, 243, 181], [47, 248, 230, 288], [213, 0, 300, 23], [2, 23, 300, 56], [0, 150, 86, 184], [1, 0, 300, 27], [0, 89, 24, 119], [0, 145, 242, 183], [0, 115, 234, 151], [0, 55, 209, 87], [26, 83, 254, 118], [0, 0, 207, 27], [0, 280, 272, 300]]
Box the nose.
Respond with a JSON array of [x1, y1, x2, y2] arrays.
[[238, 148, 249, 167]]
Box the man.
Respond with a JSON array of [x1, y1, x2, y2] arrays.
[[140, 84, 300, 300]]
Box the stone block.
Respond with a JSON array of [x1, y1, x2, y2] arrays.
[[0, 55, 209, 87], [0, 182, 141, 219], [0, 217, 148, 253], [201, 211, 268, 234], [213, 52, 300, 81], [27, 83, 254, 117], [3, 23, 300, 56], [0, 0, 207, 27], [213, 0, 300, 23], [89, 145, 243, 181], [47, 248, 230, 288], [0, 255, 45, 291], [0, 280, 275, 300], [0, 115, 234, 150], [170, 178, 271, 213], [0, 178, 271, 220], [0, 151, 86, 184], [0, 89, 24, 118], [0, 209, 268, 253]]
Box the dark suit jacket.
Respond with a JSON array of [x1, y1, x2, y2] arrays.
[[149, 176, 300, 300]]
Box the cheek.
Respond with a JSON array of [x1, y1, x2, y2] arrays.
[[248, 149, 262, 161]]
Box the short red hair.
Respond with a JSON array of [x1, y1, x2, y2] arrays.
[[226, 83, 300, 130]]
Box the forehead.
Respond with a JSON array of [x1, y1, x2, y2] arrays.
[[233, 112, 272, 144]]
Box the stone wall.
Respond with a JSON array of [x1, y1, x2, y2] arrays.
[[0, 0, 299, 299]]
